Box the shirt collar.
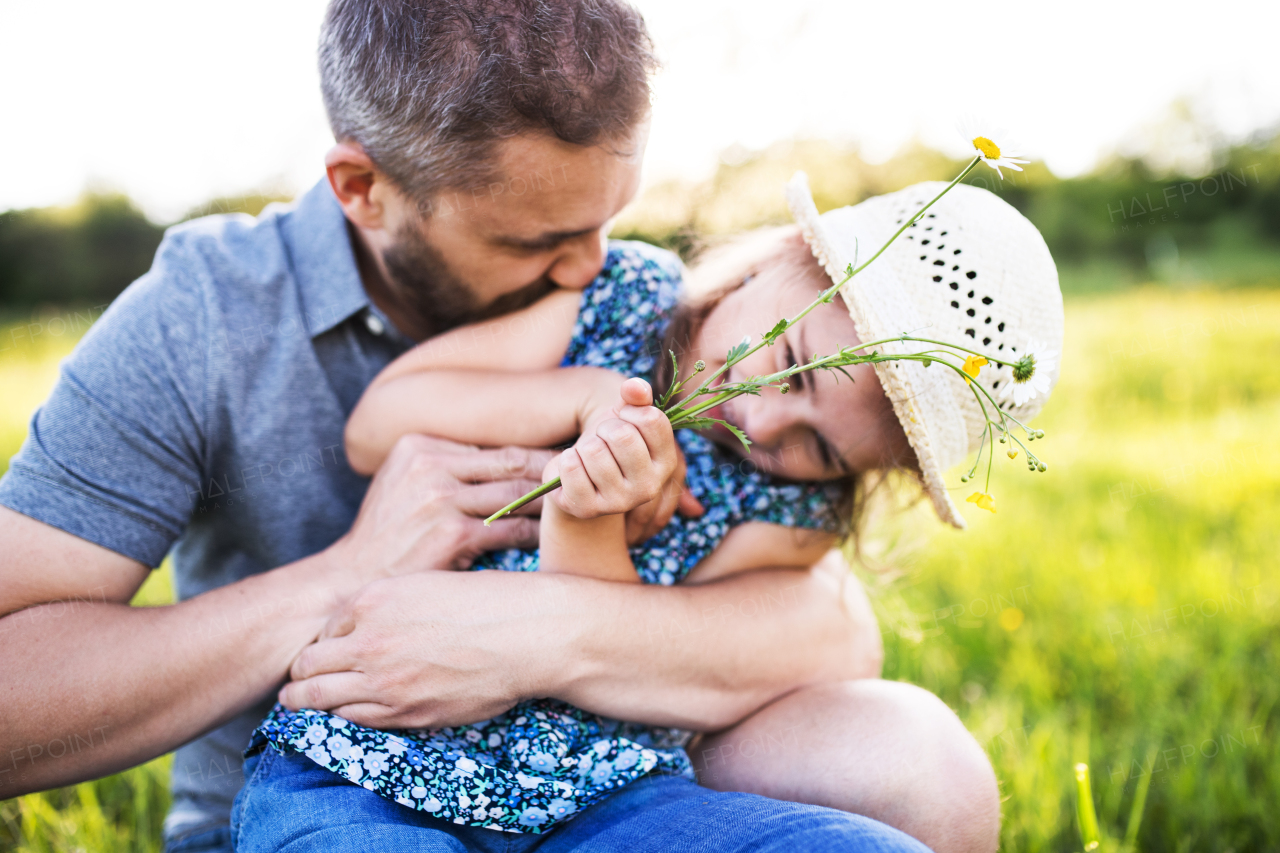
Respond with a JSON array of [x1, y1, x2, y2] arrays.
[[281, 179, 370, 338]]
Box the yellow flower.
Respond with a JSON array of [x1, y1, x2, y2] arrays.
[[1007, 449, 1018, 459], [966, 491, 997, 513], [961, 355, 988, 384], [958, 120, 1030, 179], [999, 607, 1024, 631]]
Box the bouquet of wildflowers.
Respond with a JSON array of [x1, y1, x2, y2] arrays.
[[487, 132, 1048, 525]]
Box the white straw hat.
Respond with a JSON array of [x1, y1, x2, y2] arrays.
[[786, 173, 1064, 528]]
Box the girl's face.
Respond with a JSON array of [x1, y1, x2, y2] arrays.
[[692, 252, 915, 482]]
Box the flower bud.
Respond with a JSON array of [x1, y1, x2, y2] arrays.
[[1012, 354, 1037, 383], [780, 383, 790, 394], [694, 360, 706, 372]]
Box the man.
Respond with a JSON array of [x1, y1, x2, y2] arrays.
[[0, 1, 999, 851]]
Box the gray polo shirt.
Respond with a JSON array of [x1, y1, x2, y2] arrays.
[[0, 179, 474, 840]]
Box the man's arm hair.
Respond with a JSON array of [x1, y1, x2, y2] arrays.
[[0, 507, 344, 798], [0, 436, 549, 798], [546, 552, 882, 730], [281, 547, 883, 735]]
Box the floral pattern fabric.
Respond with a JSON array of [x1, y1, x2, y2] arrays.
[[249, 241, 843, 833]]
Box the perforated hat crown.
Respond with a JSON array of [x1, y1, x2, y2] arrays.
[[786, 173, 1064, 528]]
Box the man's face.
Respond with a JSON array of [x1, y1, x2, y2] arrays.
[[375, 125, 647, 337]]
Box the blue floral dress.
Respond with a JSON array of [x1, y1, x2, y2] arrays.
[[248, 241, 844, 833]]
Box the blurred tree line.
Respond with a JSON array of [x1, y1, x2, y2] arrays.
[[614, 126, 1280, 293], [2, 128, 1278, 313], [0, 193, 289, 313]]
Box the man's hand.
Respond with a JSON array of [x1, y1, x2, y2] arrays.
[[330, 434, 555, 580], [278, 569, 572, 728], [277, 556, 881, 733]]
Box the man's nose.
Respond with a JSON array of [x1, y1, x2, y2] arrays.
[[546, 229, 608, 290]]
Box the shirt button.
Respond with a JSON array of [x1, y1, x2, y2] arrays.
[[365, 312, 385, 336]]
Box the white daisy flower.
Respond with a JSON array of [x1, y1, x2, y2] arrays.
[[958, 119, 1029, 179], [998, 338, 1056, 407]]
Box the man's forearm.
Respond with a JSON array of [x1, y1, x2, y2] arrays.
[[0, 550, 353, 798], [545, 557, 880, 731]]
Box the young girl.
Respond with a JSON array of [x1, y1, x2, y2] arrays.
[[237, 176, 1062, 841]]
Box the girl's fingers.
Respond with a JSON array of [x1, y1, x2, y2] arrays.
[[574, 433, 627, 510], [616, 403, 675, 466], [554, 447, 593, 515], [618, 376, 653, 407], [595, 418, 651, 487]]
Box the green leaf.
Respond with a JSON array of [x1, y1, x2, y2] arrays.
[[762, 318, 789, 345], [657, 350, 681, 408], [721, 420, 752, 451], [725, 335, 751, 365], [680, 417, 752, 451], [827, 364, 856, 384]]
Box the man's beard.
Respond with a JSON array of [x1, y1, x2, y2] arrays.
[[381, 223, 557, 338]]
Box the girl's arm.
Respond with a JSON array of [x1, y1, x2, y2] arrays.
[[374, 287, 582, 382], [535, 378, 680, 584], [345, 366, 624, 475], [683, 523, 838, 584], [538, 489, 637, 583], [347, 288, 590, 475], [538, 515, 837, 587]]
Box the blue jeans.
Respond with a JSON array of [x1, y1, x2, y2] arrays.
[[230, 744, 930, 852]]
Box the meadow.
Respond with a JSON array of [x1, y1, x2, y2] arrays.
[[1, 287, 1276, 851]]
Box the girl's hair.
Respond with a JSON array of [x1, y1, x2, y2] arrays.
[[656, 224, 917, 556], [657, 225, 812, 387]]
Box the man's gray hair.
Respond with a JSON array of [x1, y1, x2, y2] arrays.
[[319, 0, 658, 212]]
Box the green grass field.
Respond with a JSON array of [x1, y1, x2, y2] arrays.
[[1, 289, 1276, 851]]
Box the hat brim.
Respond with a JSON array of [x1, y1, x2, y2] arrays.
[[786, 172, 968, 529]]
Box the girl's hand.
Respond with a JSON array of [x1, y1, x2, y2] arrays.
[[551, 378, 694, 523]]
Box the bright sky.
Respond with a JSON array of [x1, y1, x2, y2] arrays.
[[3, 0, 1278, 222]]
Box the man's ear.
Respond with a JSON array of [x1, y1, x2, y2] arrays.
[[325, 141, 388, 230]]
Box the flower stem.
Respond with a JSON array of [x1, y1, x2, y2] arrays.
[[483, 155, 1040, 526], [846, 157, 980, 279], [484, 478, 561, 526]]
